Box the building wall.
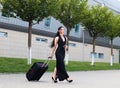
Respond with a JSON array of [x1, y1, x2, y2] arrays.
[[0, 28, 119, 63], [0, 13, 81, 38], [0, 28, 28, 58], [83, 44, 119, 63]]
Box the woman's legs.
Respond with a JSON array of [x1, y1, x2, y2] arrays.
[[55, 54, 73, 82], [56, 57, 69, 81], [52, 67, 57, 79], [52, 67, 57, 83]]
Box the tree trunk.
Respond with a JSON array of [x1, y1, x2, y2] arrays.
[[110, 39, 114, 66], [65, 26, 71, 65], [110, 39, 113, 56], [93, 36, 96, 53], [28, 21, 32, 64], [66, 26, 71, 50], [91, 36, 96, 66]]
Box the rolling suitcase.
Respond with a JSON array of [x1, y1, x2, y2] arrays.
[[26, 60, 49, 81]]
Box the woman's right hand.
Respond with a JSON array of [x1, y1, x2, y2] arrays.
[[48, 55, 53, 60]]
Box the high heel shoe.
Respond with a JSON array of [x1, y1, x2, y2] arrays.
[[52, 77, 57, 83], [66, 79, 73, 83]]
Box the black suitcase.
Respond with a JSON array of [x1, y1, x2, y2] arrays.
[[26, 60, 49, 81]]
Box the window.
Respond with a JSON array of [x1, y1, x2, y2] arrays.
[[90, 52, 97, 58], [98, 53, 104, 59], [90, 52, 104, 59], [44, 17, 51, 28], [36, 37, 48, 43], [69, 43, 76, 47], [74, 24, 80, 33], [0, 31, 8, 37], [2, 9, 11, 17]]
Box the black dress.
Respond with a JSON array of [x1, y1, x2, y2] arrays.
[[55, 35, 69, 81]]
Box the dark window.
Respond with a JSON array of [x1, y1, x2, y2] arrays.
[[98, 53, 104, 59], [36, 37, 48, 43], [0, 31, 8, 37], [74, 24, 79, 33], [2, 9, 11, 17], [90, 52, 97, 58], [44, 17, 51, 27], [69, 43, 76, 47]]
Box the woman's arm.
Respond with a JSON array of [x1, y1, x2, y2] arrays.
[[65, 36, 68, 50], [49, 37, 59, 59]]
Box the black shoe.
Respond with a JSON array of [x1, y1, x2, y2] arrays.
[[52, 77, 57, 83], [66, 79, 73, 83]]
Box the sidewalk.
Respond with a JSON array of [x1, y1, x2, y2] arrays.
[[0, 70, 120, 88]]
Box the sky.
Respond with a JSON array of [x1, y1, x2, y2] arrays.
[[103, 0, 120, 12], [88, 0, 120, 13]]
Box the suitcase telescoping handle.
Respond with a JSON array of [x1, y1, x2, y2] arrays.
[[41, 57, 51, 67]]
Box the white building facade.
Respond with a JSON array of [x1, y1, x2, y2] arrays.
[[0, 0, 120, 63]]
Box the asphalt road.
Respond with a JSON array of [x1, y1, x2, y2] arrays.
[[0, 70, 120, 88]]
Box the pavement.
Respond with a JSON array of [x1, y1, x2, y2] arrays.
[[0, 70, 120, 88]]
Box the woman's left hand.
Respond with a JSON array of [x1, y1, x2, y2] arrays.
[[65, 45, 68, 50]]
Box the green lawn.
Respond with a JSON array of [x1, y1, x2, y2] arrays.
[[0, 57, 120, 73]]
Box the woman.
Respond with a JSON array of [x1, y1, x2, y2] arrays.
[[49, 26, 73, 83]]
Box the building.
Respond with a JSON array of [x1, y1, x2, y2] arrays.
[[0, 0, 120, 63]]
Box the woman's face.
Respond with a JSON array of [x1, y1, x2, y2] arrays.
[[59, 28, 64, 34]]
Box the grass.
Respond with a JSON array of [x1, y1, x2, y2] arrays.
[[0, 57, 120, 73]]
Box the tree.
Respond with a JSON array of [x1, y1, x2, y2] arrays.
[[53, 0, 88, 64], [103, 14, 120, 66], [0, 1, 2, 16], [81, 5, 113, 65], [1, 0, 58, 64], [54, 0, 88, 45]]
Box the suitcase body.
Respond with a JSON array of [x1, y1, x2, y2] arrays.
[[26, 62, 48, 81]]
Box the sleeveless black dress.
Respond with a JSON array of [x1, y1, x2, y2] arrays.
[[55, 35, 69, 81]]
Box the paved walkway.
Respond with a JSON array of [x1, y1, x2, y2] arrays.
[[0, 70, 120, 88]]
